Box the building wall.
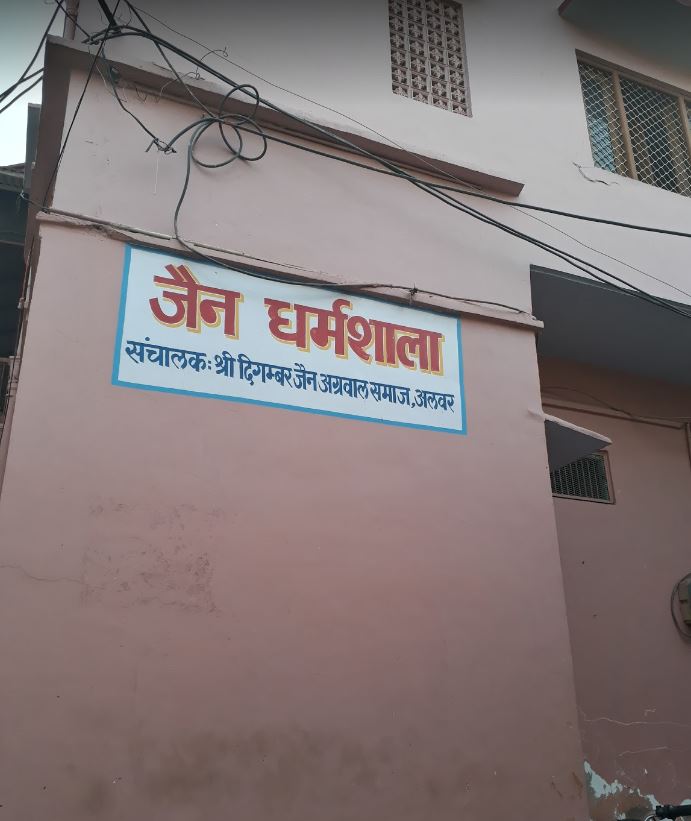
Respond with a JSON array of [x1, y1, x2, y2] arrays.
[[3, 0, 691, 812], [0, 223, 585, 820], [0, 60, 592, 818], [74, 0, 691, 303], [540, 357, 691, 818]]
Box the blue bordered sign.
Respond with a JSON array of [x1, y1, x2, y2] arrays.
[[113, 245, 466, 435]]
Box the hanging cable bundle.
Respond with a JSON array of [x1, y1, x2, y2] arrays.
[[39, 0, 691, 320]]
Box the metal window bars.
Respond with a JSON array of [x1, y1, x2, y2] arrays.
[[578, 60, 691, 197], [389, 0, 470, 115], [550, 452, 613, 503]]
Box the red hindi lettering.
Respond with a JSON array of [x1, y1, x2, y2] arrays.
[[150, 264, 201, 331], [346, 315, 375, 363], [150, 263, 243, 338], [396, 328, 444, 374], [306, 299, 351, 357], [264, 298, 310, 349]]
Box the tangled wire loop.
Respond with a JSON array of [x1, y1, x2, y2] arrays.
[[166, 84, 269, 252], [169, 83, 269, 168]]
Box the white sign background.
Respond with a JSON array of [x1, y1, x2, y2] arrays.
[[112, 246, 466, 435]]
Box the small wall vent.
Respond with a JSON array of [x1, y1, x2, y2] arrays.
[[550, 452, 613, 503]]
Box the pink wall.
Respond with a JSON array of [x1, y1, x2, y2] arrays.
[[0, 223, 588, 819], [541, 358, 691, 818], [73, 0, 691, 305]]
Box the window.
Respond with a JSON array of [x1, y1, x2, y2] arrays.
[[388, 0, 470, 115], [578, 60, 691, 196], [550, 452, 613, 504]]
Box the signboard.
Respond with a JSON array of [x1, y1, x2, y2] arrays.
[[112, 246, 466, 434]]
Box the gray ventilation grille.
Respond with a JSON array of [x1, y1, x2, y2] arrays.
[[389, 0, 470, 115], [550, 453, 612, 503]]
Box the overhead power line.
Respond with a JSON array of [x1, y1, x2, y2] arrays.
[[0, 68, 44, 105], [39, 0, 125, 209], [88, 9, 691, 321], [0, 3, 59, 103], [124, 1, 691, 242], [0, 76, 44, 117], [47, 1, 691, 324]]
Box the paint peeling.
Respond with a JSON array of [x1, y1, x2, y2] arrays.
[[584, 762, 691, 821]]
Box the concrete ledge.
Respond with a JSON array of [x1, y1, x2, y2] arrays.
[[43, 35, 525, 196]]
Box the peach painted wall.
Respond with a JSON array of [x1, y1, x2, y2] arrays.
[[73, 0, 691, 305], [541, 358, 691, 818], [0, 216, 589, 819]]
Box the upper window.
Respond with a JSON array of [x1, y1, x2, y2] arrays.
[[388, 0, 470, 116], [578, 60, 691, 196]]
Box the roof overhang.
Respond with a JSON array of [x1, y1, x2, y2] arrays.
[[531, 266, 691, 386], [544, 413, 611, 470], [559, 0, 691, 73]]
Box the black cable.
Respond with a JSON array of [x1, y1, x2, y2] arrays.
[[22, 187, 534, 311], [123, 1, 691, 242], [233, 125, 691, 302], [670, 575, 691, 640], [0, 76, 44, 117], [92, 2, 212, 151], [0, 68, 44, 104], [97, 62, 172, 152], [86, 16, 691, 320], [96, 0, 118, 27], [202, 126, 691, 302], [541, 386, 691, 423], [0, 3, 59, 102], [153, 87, 529, 311], [124, 3, 216, 118], [39, 0, 124, 207]]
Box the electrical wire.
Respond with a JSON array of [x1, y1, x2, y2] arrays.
[[98, 8, 691, 303], [75, 9, 691, 321], [226, 125, 691, 303], [22, 6, 530, 316], [106, 23, 691, 319], [90, 48, 691, 306], [25, 192, 533, 315], [0, 76, 44, 117], [124, 0, 691, 242], [541, 386, 691, 423], [123, 1, 447, 180], [0, 68, 44, 104], [116, 2, 216, 120], [0, 2, 59, 102], [39, 0, 124, 207], [96, 62, 173, 152], [1, 1, 124, 435]]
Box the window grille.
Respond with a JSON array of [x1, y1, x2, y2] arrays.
[[388, 0, 470, 115], [550, 452, 613, 503], [578, 60, 691, 196]]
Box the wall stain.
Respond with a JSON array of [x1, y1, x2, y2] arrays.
[[84, 499, 218, 612], [79, 777, 110, 816], [128, 728, 498, 816], [572, 771, 584, 796]]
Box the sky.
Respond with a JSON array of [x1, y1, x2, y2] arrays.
[[0, 0, 63, 166]]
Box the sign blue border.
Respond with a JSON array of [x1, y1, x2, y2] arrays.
[[111, 244, 468, 436]]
